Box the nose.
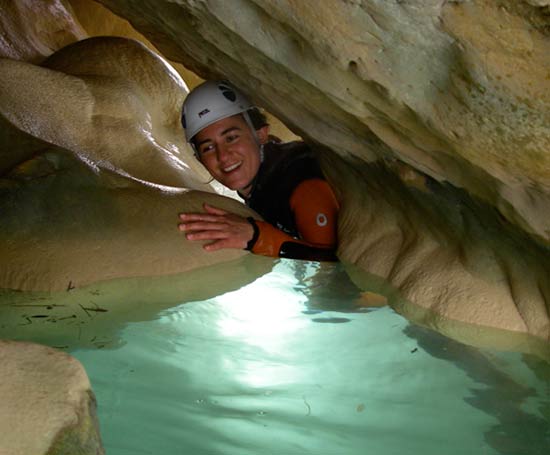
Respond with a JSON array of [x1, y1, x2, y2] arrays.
[[216, 142, 232, 163]]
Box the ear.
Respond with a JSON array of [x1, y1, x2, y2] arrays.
[[256, 125, 270, 144]]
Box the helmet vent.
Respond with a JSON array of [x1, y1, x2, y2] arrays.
[[183, 80, 254, 142], [219, 83, 237, 102]]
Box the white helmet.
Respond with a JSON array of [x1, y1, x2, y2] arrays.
[[181, 80, 254, 142]]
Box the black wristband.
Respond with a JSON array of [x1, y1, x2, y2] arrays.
[[245, 217, 260, 251]]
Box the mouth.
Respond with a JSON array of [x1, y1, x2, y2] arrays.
[[223, 161, 242, 173]]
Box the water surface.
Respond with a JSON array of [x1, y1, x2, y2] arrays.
[[65, 259, 550, 454]]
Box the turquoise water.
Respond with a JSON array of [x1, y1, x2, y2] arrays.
[[64, 259, 550, 455], [2, 258, 549, 454]]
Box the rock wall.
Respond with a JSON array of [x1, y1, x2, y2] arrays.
[[0, 5, 254, 292], [97, 0, 550, 244], [0, 0, 85, 62]]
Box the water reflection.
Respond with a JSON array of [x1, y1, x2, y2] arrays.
[[214, 262, 309, 388], [69, 258, 550, 454], [291, 260, 387, 315], [403, 324, 550, 455], [0, 254, 275, 350]]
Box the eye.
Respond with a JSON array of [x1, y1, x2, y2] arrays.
[[226, 133, 240, 143], [199, 143, 215, 155]]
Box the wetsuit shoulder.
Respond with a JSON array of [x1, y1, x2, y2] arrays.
[[247, 141, 325, 237]]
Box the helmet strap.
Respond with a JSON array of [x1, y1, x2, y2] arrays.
[[242, 110, 265, 164], [190, 142, 200, 160]]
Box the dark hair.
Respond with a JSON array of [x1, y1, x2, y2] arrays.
[[246, 107, 268, 130]]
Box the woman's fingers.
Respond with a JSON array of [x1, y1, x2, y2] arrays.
[[185, 230, 230, 241], [178, 207, 231, 224], [178, 212, 222, 223], [203, 203, 227, 215], [178, 207, 253, 251], [178, 221, 228, 232]]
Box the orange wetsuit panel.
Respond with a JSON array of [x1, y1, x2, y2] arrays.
[[251, 178, 339, 257], [289, 179, 339, 247]]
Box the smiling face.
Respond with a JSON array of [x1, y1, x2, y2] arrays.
[[194, 114, 268, 196]]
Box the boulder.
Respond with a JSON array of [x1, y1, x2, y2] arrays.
[[0, 340, 104, 455]]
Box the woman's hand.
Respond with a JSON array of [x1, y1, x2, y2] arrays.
[[178, 203, 254, 251]]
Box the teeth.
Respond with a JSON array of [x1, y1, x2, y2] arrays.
[[224, 162, 241, 172]]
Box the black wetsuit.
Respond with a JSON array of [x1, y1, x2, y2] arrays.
[[243, 141, 338, 261]]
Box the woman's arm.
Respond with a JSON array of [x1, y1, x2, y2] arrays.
[[178, 179, 339, 261], [250, 179, 339, 261]]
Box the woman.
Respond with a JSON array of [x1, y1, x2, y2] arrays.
[[178, 80, 339, 261]]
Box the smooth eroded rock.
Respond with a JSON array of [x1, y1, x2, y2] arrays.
[[96, 0, 550, 244], [0, 36, 211, 188], [0, 340, 104, 455]]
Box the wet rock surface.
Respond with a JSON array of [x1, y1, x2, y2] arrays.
[[0, 340, 104, 455]]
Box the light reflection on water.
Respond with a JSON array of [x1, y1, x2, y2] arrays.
[[67, 259, 550, 454]]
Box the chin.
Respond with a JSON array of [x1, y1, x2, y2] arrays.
[[224, 177, 249, 191], [220, 181, 241, 191]]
